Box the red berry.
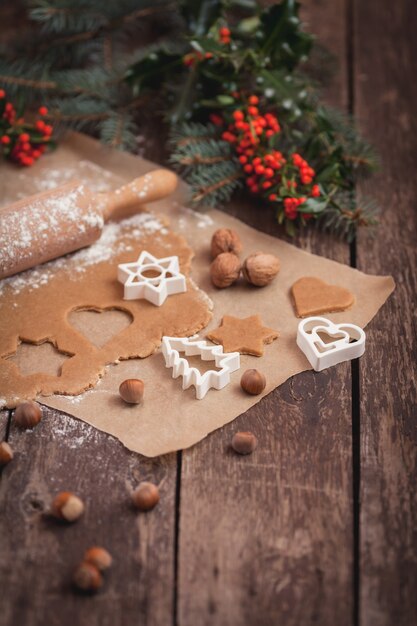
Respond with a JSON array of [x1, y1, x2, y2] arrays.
[[1, 135, 10, 145], [264, 168, 274, 178], [210, 114, 223, 126], [248, 95, 259, 105], [255, 165, 265, 175], [219, 27, 231, 36], [38, 106, 48, 116], [262, 181, 272, 189], [239, 155, 248, 164], [35, 120, 45, 131], [233, 110, 244, 121], [311, 184, 320, 197], [244, 164, 253, 173], [0, 89, 5, 99], [19, 133, 30, 143], [248, 106, 259, 116], [268, 194, 277, 201], [43, 124, 53, 135]]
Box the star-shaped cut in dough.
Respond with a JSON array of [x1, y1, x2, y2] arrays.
[[206, 314, 279, 356], [118, 251, 186, 306]]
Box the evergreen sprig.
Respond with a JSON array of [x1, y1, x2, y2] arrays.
[[0, 0, 379, 237]]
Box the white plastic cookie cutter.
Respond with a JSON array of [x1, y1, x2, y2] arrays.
[[162, 335, 240, 399], [297, 316, 366, 372], [118, 251, 186, 306]]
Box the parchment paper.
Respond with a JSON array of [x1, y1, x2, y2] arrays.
[[0, 133, 394, 456]]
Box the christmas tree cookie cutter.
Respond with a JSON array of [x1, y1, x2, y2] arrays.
[[118, 251, 186, 306], [297, 316, 366, 372], [162, 335, 240, 399]]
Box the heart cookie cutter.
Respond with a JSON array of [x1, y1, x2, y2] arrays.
[[162, 335, 240, 399], [297, 316, 366, 372], [118, 251, 186, 306]]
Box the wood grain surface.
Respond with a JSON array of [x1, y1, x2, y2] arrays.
[[354, 1, 417, 624], [177, 1, 354, 623], [0, 1, 416, 625]]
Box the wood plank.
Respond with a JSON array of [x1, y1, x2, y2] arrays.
[[0, 405, 177, 626], [354, 1, 417, 624], [177, 2, 355, 624]]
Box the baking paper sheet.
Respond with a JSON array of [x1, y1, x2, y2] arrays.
[[0, 133, 394, 456]]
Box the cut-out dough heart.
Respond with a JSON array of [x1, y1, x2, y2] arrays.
[[291, 277, 355, 318], [68, 307, 133, 349], [297, 316, 365, 371]]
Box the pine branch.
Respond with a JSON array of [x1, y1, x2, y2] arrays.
[[192, 169, 241, 204], [318, 192, 379, 241]]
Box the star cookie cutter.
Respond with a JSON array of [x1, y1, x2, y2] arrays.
[[118, 251, 186, 306], [297, 316, 366, 372], [162, 335, 240, 399]]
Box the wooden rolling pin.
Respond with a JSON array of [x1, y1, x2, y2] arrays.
[[0, 169, 178, 279]]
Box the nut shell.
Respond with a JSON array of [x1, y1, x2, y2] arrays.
[[13, 401, 42, 429], [211, 228, 242, 258], [119, 379, 144, 404], [132, 482, 160, 511], [231, 431, 258, 455], [240, 369, 266, 395], [210, 252, 241, 288], [73, 562, 103, 592], [84, 547, 112, 571], [51, 491, 84, 522], [0, 441, 13, 466], [242, 252, 280, 287]]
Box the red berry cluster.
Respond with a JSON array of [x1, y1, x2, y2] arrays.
[[219, 95, 321, 222], [219, 27, 231, 45], [221, 95, 280, 149], [0, 89, 52, 167]]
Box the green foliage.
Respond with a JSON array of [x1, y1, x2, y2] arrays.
[[0, 0, 180, 148], [0, 0, 379, 237]]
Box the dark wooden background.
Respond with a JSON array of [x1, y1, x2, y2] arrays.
[[0, 1, 416, 625]]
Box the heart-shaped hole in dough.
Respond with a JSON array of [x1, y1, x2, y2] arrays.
[[68, 307, 133, 349]]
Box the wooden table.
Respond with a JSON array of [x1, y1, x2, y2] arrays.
[[0, 1, 416, 624]]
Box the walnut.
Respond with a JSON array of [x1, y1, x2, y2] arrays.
[[210, 228, 242, 259], [242, 252, 280, 287], [210, 252, 241, 288]]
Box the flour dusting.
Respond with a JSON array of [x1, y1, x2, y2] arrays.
[[0, 212, 168, 296]]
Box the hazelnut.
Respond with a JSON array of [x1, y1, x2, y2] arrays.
[[0, 441, 13, 466], [73, 562, 103, 593], [51, 491, 84, 522], [240, 369, 266, 395], [84, 547, 112, 572], [211, 228, 242, 258], [13, 401, 42, 429], [242, 252, 280, 287], [132, 482, 160, 511], [119, 379, 144, 404], [231, 431, 258, 455], [210, 252, 241, 288]]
